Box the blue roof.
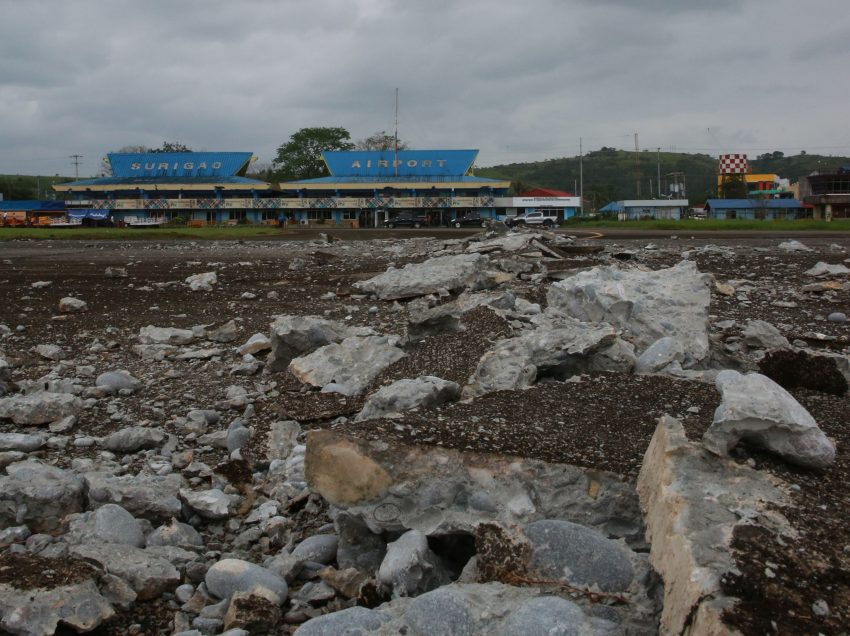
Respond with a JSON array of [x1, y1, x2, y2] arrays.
[[323, 150, 479, 178], [59, 175, 266, 188], [598, 202, 625, 213], [107, 152, 254, 178], [705, 199, 804, 209], [286, 175, 505, 186], [0, 200, 65, 211]]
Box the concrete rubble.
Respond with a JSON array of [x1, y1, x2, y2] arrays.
[[0, 231, 846, 635]]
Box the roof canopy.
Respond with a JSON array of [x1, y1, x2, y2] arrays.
[[322, 150, 479, 178], [108, 152, 253, 178]]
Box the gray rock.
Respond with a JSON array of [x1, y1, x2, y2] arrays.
[[105, 266, 128, 278], [205, 558, 288, 602], [0, 525, 30, 547], [523, 519, 634, 593], [804, 261, 850, 277], [207, 319, 239, 343], [0, 578, 114, 635], [292, 533, 339, 565], [139, 325, 195, 345], [378, 529, 452, 597], [296, 606, 385, 636], [185, 271, 217, 291], [267, 420, 300, 461], [827, 312, 847, 323], [226, 426, 251, 452], [777, 239, 812, 252], [289, 336, 406, 396], [501, 596, 587, 636], [0, 391, 82, 425], [335, 511, 387, 574], [404, 587, 476, 636], [357, 376, 460, 421], [547, 260, 711, 366], [147, 518, 205, 548], [85, 472, 184, 522], [180, 488, 241, 520], [59, 296, 88, 313], [71, 543, 180, 600], [634, 336, 682, 374], [35, 343, 66, 360], [0, 432, 46, 452], [65, 503, 146, 548], [266, 315, 376, 372], [103, 426, 166, 453], [703, 370, 836, 469], [354, 253, 492, 300], [0, 460, 84, 532], [236, 333, 271, 355], [742, 320, 790, 349], [96, 370, 142, 393]]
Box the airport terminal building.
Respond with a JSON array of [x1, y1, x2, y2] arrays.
[[53, 149, 510, 227]]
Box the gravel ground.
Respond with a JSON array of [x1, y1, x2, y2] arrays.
[[0, 234, 849, 635]]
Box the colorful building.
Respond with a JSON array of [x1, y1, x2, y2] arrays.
[[704, 199, 807, 220], [597, 199, 689, 220], [801, 166, 850, 219]]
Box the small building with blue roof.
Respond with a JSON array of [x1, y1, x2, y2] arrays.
[[703, 199, 808, 220]]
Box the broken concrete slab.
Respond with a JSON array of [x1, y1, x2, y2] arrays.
[[357, 376, 460, 421], [266, 314, 375, 372], [0, 392, 82, 425], [353, 253, 493, 300]]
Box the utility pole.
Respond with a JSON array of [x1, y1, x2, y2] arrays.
[[69, 154, 83, 179], [579, 137, 584, 216], [393, 88, 399, 178], [634, 133, 640, 197], [656, 148, 662, 199]]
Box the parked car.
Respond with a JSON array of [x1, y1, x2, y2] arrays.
[[505, 210, 558, 228], [384, 211, 427, 228], [449, 212, 490, 228]]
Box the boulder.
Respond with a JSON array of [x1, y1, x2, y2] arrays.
[[102, 426, 166, 453], [634, 336, 682, 374], [547, 260, 711, 366], [180, 488, 241, 520], [353, 253, 493, 300], [185, 271, 217, 291], [295, 606, 386, 636], [236, 333, 271, 356], [501, 596, 588, 636], [95, 371, 142, 393], [357, 376, 461, 421], [378, 529, 452, 597], [266, 315, 375, 372], [146, 518, 205, 549], [85, 472, 184, 522], [288, 336, 406, 396], [0, 392, 81, 425], [403, 587, 476, 636], [703, 370, 836, 469], [522, 519, 634, 593], [777, 239, 812, 252], [742, 320, 789, 350], [70, 543, 180, 600], [0, 461, 84, 532], [35, 344, 65, 360], [139, 325, 195, 345], [223, 588, 282, 632], [64, 504, 146, 548], [206, 320, 239, 343], [0, 577, 114, 635], [205, 558, 288, 603], [0, 432, 46, 452], [58, 297, 87, 313], [291, 534, 339, 565], [804, 261, 850, 277]]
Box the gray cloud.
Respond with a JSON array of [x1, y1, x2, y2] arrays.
[[0, 0, 848, 177]]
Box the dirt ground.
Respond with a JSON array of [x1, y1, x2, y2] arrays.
[[0, 233, 848, 635]]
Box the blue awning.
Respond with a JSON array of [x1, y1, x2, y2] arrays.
[[67, 209, 109, 219]]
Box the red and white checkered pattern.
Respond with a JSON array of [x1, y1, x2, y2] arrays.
[[719, 154, 749, 174]]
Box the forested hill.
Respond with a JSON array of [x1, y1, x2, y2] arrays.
[[477, 150, 850, 207]]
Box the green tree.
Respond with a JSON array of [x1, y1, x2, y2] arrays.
[[719, 174, 748, 198], [273, 127, 354, 180], [355, 131, 410, 151]]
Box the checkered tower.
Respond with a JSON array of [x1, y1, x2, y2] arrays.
[[718, 154, 750, 196]]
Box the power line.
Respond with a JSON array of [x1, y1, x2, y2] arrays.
[[69, 154, 83, 179]]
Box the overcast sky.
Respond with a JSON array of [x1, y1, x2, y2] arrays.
[[2, 0, 849, 177]]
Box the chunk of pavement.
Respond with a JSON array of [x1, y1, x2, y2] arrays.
[[295, 606, 386, 636], [85, 472, 183, 522], [0, 460, 84, 532], [70, 543, 180, 600], [777, 239, 812, 252], [0, 391, 83, 426], [236, 333, 271, 356], [207, 319, 239, 343], [95, 370, 142, 393], [547, 260, 711, 366], [0, 432, 46, 452], [58, 296, 88, 313], [804, 261, 850, 277], [378, 529, 453, 597], [357, 376, 460, 421], [65, 503, 146, 548], [741, 320, 790, 349], [185, 271, 217, 291], [403, 586, 477, 636], [147, 518, 205, 549], [288, 335, 406, 396], [523, 519, 634, 593], [0, 577, 114, 635], [703, 370, 836, 469], [138, 325, 195, 345], [205, 558, 288, 603], [291, 533, 339, 565], [180, 488, 241, 520], [463, 320, 616, 397], [266, 315, 375, 372], [501, 595, 591, 636], [267, 420, 301, 461], [103, 426, 166, 453], [634, 336, 683, 374], [35, 344, 66, 361], [353, 252, 493, 300]]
